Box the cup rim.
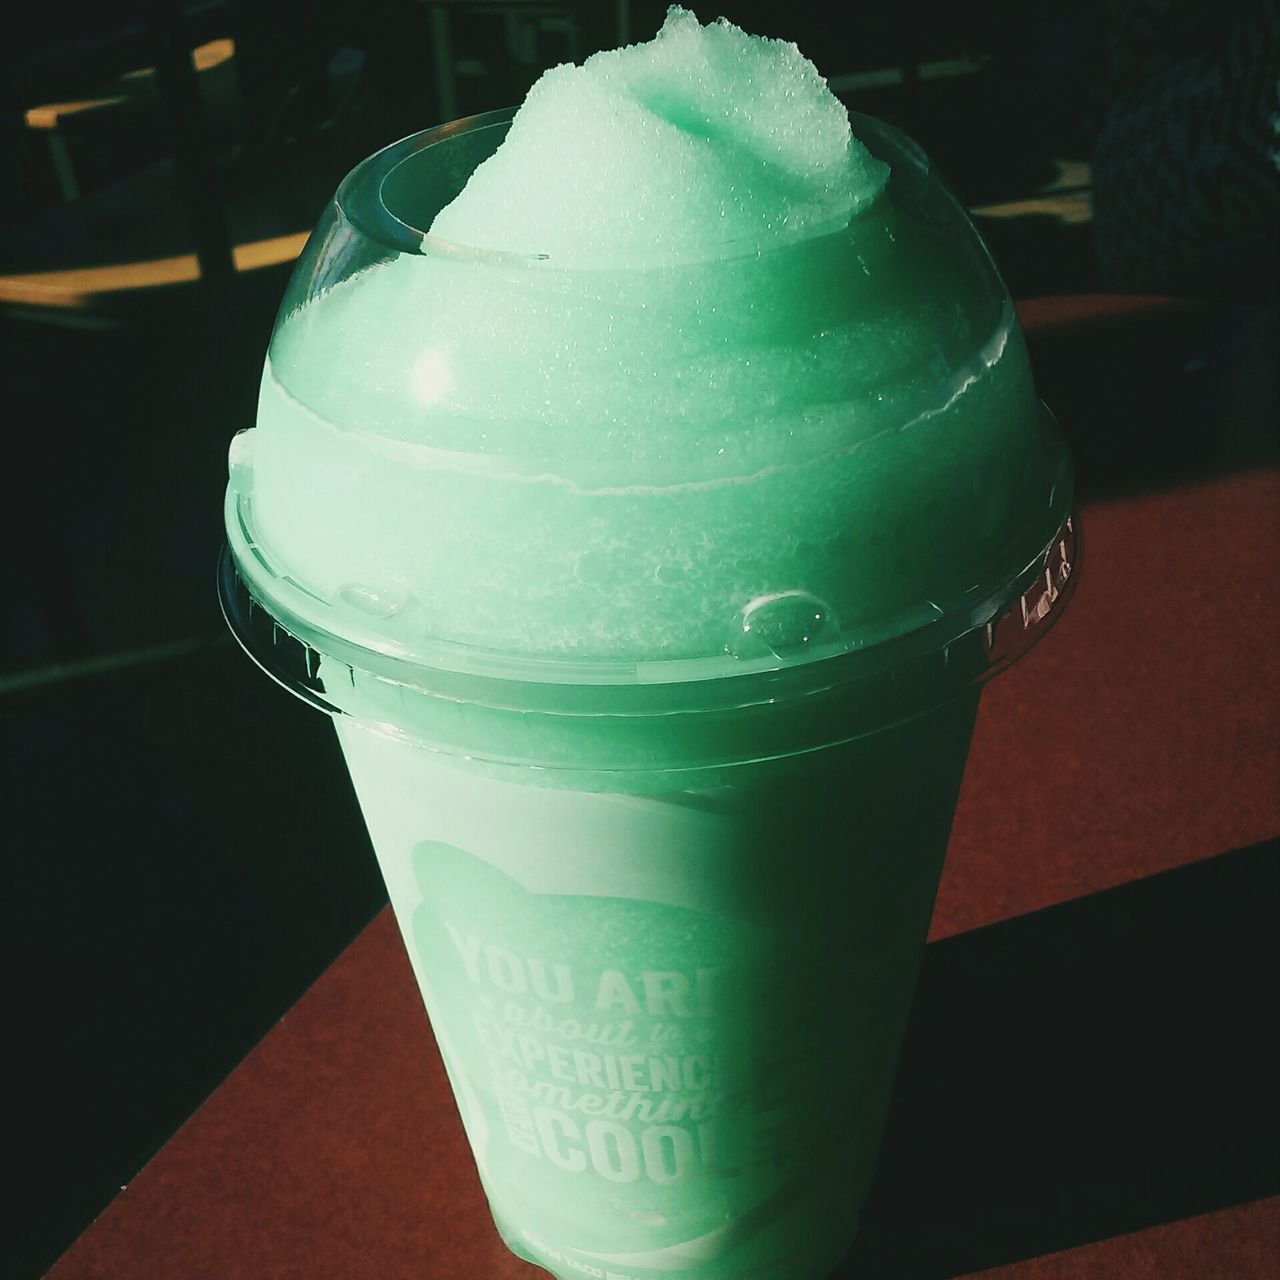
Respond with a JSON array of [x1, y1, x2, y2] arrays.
[[218, 506, 1077, 777]]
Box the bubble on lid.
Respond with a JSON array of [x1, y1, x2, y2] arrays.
[[573, 550, 610, 584], [729, 590, 837, 660], [337, 582, 408, 618]]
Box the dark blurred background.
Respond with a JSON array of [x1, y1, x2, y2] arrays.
[[4, 3, 1277, 1277]]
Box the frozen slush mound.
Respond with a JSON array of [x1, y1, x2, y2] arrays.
[[429, 6, 888, 266]]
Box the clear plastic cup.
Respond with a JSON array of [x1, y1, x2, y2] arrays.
[[221, 109, 1076, 1278]]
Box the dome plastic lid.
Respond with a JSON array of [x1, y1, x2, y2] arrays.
[[221, 108, 1077, 780]]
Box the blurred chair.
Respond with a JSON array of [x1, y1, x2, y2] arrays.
[[24, 38, 237, 204], [14, 3, 237, 286]]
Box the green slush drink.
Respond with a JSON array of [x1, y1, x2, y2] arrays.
[[221, 10, 1076, 1277]]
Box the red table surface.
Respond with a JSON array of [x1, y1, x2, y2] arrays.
[[45, 461, 1279, 1270]]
